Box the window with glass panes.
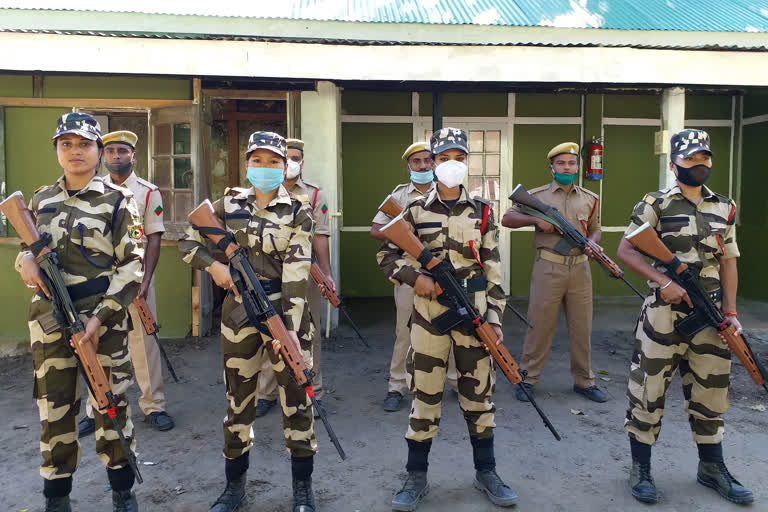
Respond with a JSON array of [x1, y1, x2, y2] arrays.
[[152, 123, 193, 224], [426, 128, 501, 218]]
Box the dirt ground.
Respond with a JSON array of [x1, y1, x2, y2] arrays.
[[2, 297, 768, 512]]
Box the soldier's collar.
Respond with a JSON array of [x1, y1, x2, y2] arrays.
[[104, 170, 136, 187], [407, 181, 435, 195], [426, 185, 474, 207], [56, 174, 105, 195], [669, 183, 717, 201], [549, 180, 578, 194], [268, 184, 293, 207]]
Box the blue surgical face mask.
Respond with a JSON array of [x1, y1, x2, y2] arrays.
[[410, 168, 434, 185], [247, 166, 284, 192]]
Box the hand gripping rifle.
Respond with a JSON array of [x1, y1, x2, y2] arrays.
[[379, 195, 534, 330], [309, 264, 369, 349], [133, 296, 179, 382], [509, 184, 645, 300], [188, 200, 346, 459], [378, 208, 561, 440], [0, 191, 143, 483], [626, 222, 768, 394]]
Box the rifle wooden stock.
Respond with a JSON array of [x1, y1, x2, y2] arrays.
[[625, 222, 688, 274], [0, 191, 51, 258], [188, 200, 309, 388], [380, 217, 439, 267], [310, 263, 340, 307], [475, 321, 523, 384], [133, 296, 157, 336], [187, 200, 238, 257], [71, 332, 113, 409], [378, 195, 403, 219]]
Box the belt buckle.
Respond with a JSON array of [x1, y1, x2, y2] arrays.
[[565, 255, 575, 265]]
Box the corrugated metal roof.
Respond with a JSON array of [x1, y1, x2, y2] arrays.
[[2, 0, 768, 33]]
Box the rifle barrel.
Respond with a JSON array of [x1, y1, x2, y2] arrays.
[[622, 276, 646, 300], [516, 382, 561, 441], [339, 304, 370, 348], [311, 395, 346, 460], [153, 332, 180, 383], [505, 302, 533, 329]]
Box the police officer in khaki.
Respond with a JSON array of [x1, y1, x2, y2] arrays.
[[256, 138, 333, 418], [77, 130, 175, 436], [371, 142, 457, 412], [502, 142, 607, 403]]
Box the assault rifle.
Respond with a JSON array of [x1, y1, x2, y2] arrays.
[[379, 207, 560, 440], [626, 222, 768, 393], [1, 191, 143, 483], [378, 194, 533, 329], [509, 185, 645, 299], [133, 296, 180, 382], [188, 200, 347, 459], [309, 264, 369, 348]]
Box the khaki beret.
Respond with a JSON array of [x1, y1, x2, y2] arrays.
[[286, 138, 305, 151], [547, 142, 579, 160], [402, 142, 430, 161], [102, 130, 138, 148]]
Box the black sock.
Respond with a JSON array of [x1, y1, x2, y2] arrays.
[[630, 437, 652, 464], [291, 456, 314, 481], [225, 452, 250, 482], [107, 466, 135, 492], [471, 435, 496, 471], [43, 477, 72, 498], [697, 443, 724, 463], [405, 439, 431, 472]]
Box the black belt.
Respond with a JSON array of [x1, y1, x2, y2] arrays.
[[655, 287, 721, 303], [66, 276, 110, 302]]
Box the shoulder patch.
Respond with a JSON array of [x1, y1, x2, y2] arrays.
[[104, 180, 134, 198], [642, 194, 657, 205]]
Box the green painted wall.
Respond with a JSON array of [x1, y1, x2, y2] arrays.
[[603, 93, 660, 118], [738, 121, 768, 301], [341, 91, 411, 116], [43, 75, 192, 100], [686, 94, 732, 119], [743, 90, 768, 118], [420, 92, 508, 117], [340, 233, 394, 297], [515, 93, 581, 117], [0, 73, 33, 97], [0, 243, 36, 344]]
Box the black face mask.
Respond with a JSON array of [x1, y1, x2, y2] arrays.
[[674, 162, 711, 187], [105, 161, 133, 176]]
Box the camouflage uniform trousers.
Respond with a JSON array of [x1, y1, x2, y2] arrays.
[[29, 296, 135, 481], [406, 293, 496, 442], [625, 292, 731, 446], [220, 293, 317, 460]]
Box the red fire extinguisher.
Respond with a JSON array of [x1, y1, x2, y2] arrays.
[[586, 136, 603, 181]]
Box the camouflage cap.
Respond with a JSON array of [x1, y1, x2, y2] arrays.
[[429, 127, 468, 155], [246, 131, 287, 158], [670, 129, 713, 159], [53, 112, 102, 142]]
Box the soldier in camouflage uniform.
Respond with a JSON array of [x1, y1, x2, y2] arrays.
[[371, 142, 459, 412], [16, 113, 144, 512], [179, 131, 318, 512], [378, 128, 517, 511], [256, 137, 332, 419], [617, 129, 753, 505]]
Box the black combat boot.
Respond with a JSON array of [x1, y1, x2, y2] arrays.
[[210, 453, 249, 512], [471, 436, 517, 507], [292, 456, 316, 512], [391, 440, 431, 511], [112, 489, 139, 512], [44, 497, 72, 512], [629, 438, 657, 503], [43, 477, 72, 512], [697, 443, 753, 504]]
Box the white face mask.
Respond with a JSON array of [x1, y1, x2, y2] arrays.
[[286, 159, 302, 179], [434, 160, 467, 188]]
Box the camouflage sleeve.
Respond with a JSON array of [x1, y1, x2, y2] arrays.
[[376, 207, 421, 287], [91, 195, 144, 324], [480, 212, 504, 326], [281, 203, 314, 332], [624, 199, 659, 238], [313, 188, 330, 236], [721, 200, 740, 259], [178, 198, 224, 270]]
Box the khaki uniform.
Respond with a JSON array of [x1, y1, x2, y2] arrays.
[[258, 177, 330, 401], [179, 185, 317, 459], [101, 172, 166, 415], [624, 185, 738, 446], [509, 181, 600, 388], [377, 187, 504, 442], [18, 175, 144, 480], [373, 181, 457, 394]]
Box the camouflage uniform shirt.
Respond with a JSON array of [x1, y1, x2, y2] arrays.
[[625, 184, 739, 291], [378, 186, 505, 326], [371, 181, 436, 226]]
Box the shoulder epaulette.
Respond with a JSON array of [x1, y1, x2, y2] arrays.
[[528, 184, 549, 194], [33, 184, 53, 195], [472, 196, 493, 207], [713, 192, 734, 205], [224, 187, 249, 197], [301, 180, 321, 191], [104, 180, 134, 198], [135, 176, 159, 191], [579, 187, 599, 200], [392, 183, 409, 193]]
